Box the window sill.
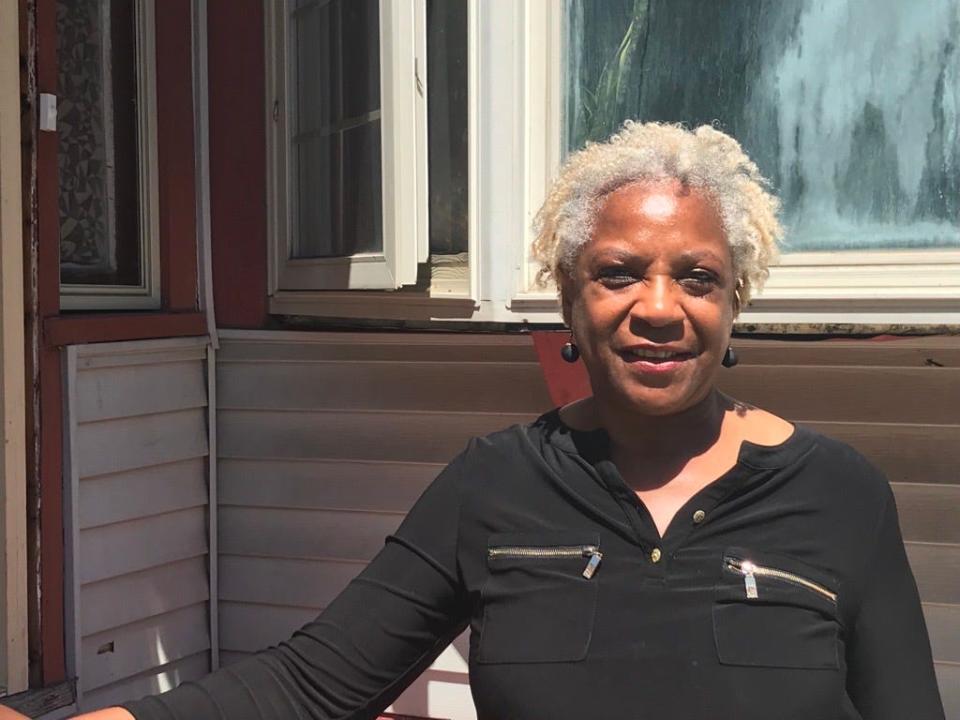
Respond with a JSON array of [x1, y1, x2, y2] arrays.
[[269, 291, 477, 321], [43, 312, 207, 347]]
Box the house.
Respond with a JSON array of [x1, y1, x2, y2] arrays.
[[1, 0, 958, 718]]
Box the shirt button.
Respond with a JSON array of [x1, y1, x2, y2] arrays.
[[650, 548, 662, 563], [693, 510, 706, 524]]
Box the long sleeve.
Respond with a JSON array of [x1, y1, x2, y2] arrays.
[[121, 450, 472, 720], [845, 488, 945, 719]]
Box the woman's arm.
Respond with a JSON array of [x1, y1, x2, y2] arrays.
[[73, 709, 135, 719], [845, 490, 945, 719], [113, 449, 472, 719]]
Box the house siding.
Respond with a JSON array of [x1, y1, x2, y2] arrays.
[[215, 329, 958, 720], [63, 338, 212, 712]]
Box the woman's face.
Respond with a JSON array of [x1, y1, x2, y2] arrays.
[[561, 180, 738, 417]]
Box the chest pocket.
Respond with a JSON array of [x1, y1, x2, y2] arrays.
[[713, 546, 842, 670], [477, 531, 601, 664]]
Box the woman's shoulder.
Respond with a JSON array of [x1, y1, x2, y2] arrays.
[[733, 401, 892, 499]]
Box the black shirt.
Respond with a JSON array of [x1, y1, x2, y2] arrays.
[[123, 410, 945, 719]]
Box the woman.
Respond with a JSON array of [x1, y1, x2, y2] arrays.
[[6, 122, 943, 719]]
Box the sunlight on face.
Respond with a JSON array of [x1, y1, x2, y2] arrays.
[[638, 190, 679, 222]]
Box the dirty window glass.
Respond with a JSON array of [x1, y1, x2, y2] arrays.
[[58, 0, 142, 286], [564, 0, 960, 252]]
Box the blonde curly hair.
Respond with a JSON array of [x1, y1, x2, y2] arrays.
[[531, 121, 783, 305]]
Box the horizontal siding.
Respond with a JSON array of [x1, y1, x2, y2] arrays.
[[907, 543, 960, 605], [75, 360, 207, 422], [807, 422, 959, 485], [81, 652, 210, 712], [79, 507, 208, 585], [218, 409, 534, 464], [926, 604, 960, 663], [219, 458, 440, 512], [220, 506, 402, 562], [219, 360, 551, 413], [216, 331, 960, 720], [81, 602, 210, 691], [77, 408, 208, 478], [937, 663, 960, 720], [717, 366, 959, 425], [65, 339, 212, 708], [891, 484, 960, 544], [79, 458, 207, 529], [81, 557, 210, 637], [219, 555, 362, 609]]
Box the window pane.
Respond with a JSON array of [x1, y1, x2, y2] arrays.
[[564, 0, 960, 252], [427, 0, 469, 256], [58, 0, 142, 286], [289, 0, 383, 259]]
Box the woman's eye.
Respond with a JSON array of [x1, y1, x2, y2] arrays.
[[680, 270, 720, 292], [596, 267, 637, 287]]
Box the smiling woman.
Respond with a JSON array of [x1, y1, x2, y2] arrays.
[[58, 123, 946, 720]]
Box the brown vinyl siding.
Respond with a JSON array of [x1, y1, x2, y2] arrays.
[[215, 330, 958, 719]]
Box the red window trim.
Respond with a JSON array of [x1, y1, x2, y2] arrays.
[[29, 0, 203, 686]]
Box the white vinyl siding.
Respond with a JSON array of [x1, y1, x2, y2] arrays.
[[63, 338, 212, 712]]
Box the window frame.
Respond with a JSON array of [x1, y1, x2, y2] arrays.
[[263, 0, 959, 328], [511, 0, 960, 327], [266, 0, 428, 293], [59, 0, 162, 311]]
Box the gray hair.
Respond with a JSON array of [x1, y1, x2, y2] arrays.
[[531, 121, 783, 305]]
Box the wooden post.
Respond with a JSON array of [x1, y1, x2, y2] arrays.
[[0, 0, 30, 697]]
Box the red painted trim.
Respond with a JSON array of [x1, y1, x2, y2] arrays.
[[155, 0, 199, 312], [44, 313, 207, 348], [38, 349, 65, 685], [208, 0, 269, 328], [531, 331, 592, 407], [35, 0, 66, 685]]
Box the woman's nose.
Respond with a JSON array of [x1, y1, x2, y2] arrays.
[[630, 277, 684, 327]]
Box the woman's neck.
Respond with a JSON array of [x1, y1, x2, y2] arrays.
[[590, 389, 732, 465]]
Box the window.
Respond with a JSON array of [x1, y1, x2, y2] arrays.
[[554, 0, 960, 320], [267, 0, 476, 307], [57, 0, 160, 310], [267, 0, 959, 326]]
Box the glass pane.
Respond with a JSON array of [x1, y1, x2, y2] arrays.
[[427, 0, 468, 256], [564, 0, 960, 252], [294, 135, 337, 257], [289, 0, 383, 259], [295, 2, 337, 135], [341, 0, 380, 119], [58, 0, 142, 286], [341, 120, 382, 256]]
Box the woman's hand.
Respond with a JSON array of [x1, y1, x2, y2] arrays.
[[72, 709, 135, 719], [0, 705, 134, 720], [0, 707, 29, 720]]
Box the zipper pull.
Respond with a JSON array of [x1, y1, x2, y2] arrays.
[[582, 549, 602, 579], [741, 560, 759, 599]]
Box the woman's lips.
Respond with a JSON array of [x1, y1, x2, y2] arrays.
[[618, 349, 696, 374]]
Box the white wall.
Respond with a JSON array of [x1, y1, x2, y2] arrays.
[[62, 337, 212, 711]]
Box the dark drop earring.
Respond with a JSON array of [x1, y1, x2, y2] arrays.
[[721, 346, 738, 368], [560, 336, 580, 363]]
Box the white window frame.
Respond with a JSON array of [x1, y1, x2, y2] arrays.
[[60, 0, 162, 311], [510, 0, 960, 327], [265, 0, 959, 327], [267, 0, 427, 293]]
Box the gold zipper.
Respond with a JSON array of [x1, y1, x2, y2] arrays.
[[488, 545, 603, 579], [725, 556, 837, 604]]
